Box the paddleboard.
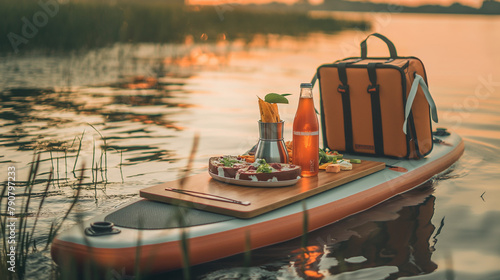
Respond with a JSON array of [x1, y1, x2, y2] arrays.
[[51, 130, 464, 275]]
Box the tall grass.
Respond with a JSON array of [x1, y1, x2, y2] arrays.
[[72, 130, 85, 176], [0, 1, 369, 53], [89, 124, 108, 183], [0, 154, 84, 280], [177, 133, 200, 280]]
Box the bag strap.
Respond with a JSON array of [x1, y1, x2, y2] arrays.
[[311, 72, 318, 87], [403, 73, 439, 135], [361, 33, 398, 59], [337, 63, 354, 153], [367, 63, 384, 156]]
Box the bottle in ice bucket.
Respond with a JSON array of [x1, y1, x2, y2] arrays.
[[293, 82, 319, 177]]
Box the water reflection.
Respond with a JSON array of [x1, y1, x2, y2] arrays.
[[294, 185, 437, 279], [0, 72, 192, 162], [0, 40, 241, 186], [183, 183, 439, 280], [328, 198, 435, 278]]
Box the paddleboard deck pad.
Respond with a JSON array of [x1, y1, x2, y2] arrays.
[[51, 130, 464, 275], [104, 200, 234, 230]]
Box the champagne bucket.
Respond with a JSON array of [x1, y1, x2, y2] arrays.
[[255, 121, 289, 163]]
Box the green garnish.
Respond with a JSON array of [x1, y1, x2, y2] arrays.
[[327, 155, 337, 162], [256, 159, 273, 173], [257, 164, 272, 173], [264, 93, 291, 104], [319, 149, 327, 163], [221, 157, 239, 167], [319, 148, 338, 164]]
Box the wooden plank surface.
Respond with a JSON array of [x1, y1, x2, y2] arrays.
[[140, 160, 385, 218]]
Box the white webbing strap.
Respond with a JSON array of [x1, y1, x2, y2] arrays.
[[403, 73, 438, 134]]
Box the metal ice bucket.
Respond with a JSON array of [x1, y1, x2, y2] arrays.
[[255, 121, 289, 163]]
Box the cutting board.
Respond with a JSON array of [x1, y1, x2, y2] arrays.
[[140, 160, 385, 218]]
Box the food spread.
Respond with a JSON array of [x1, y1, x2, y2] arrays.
[[208, 156, 301, 182]]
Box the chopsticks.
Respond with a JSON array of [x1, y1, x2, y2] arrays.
[[165, 187, 251, 206]]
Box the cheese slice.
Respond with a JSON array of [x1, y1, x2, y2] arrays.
[[326, 164, 341, 173]]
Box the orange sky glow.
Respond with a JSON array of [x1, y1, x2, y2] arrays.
[[187, 0, 485, 8]]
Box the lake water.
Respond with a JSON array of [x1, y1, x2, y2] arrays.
[[1, 12, 500, 280]]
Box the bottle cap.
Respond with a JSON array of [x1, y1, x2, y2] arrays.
[[300, 83, 313, 88]]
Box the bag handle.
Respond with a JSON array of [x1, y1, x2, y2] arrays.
[[360, 33, 398, 59], [403, 73, 438, 135]]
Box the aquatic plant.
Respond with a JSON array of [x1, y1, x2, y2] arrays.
[[0, 154, 84, 280]]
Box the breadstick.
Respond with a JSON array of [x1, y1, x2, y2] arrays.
[[259, 98, 271, 122], [258, 97, 281, 123], [271, 103, 280, 122], [258, 98, 270, 122]]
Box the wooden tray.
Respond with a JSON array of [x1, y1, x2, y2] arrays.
[[140, 160, 385, 218]]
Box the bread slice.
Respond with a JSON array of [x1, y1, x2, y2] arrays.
[[209, 156, 301, 182]]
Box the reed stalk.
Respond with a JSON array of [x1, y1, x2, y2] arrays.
[[0, 175, 10, 277], [243, 230, 252, 278], [50, 150, 55, 188], [45, 166, 83, 250], [179, 133, 200, 187], [28, 169, 53, 252], [70, 135, 78, 148], [64, 150, 68, 182], [70, 212, 100, 280], [56, 151, 61, 188], [72, 130, 85, 175], [1, 153, 85, 279], [17, 156, 41, 277], [94, 162, 99, 204], [134, 221, 144, 280], [301, 201, 309, 250], [89, 123, 108, 183], [26, 153, 40, 189], [99, 152, 105, 184], [177, 133, 200, 280], [120, 150, 124, 183], [91, 138, 95, 185], [179, 230, 190, 280], [445, 250, 455, 280]]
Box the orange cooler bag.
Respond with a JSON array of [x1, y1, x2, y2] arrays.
[[315, 33, 438, 159]]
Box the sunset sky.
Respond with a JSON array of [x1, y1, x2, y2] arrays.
[[188, 0, 485, 8]]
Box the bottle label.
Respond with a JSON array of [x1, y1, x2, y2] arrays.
[[293, 131, 319, 136]]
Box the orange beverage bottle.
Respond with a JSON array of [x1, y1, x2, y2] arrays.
[[293, 83, 319, 177]]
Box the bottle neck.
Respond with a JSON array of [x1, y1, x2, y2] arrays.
[[300, 87, 313, 98]]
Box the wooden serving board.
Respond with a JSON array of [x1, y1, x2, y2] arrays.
[[140, 160, 385, 218]]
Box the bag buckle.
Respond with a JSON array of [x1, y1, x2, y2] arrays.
[[337, 84, 349, 94], [367, 84, 379, 94]]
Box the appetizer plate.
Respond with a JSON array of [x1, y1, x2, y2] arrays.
[[208, 171, 301, 187]]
